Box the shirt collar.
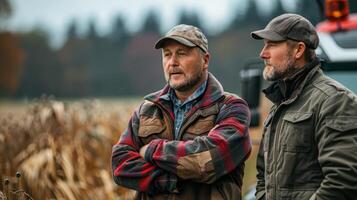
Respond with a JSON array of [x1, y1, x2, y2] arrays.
[[160, 79, 208, 106]]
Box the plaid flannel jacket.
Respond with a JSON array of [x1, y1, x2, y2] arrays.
[[111, 73, 252, 199]]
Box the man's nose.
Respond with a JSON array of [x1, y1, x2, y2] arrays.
[[260, 46, 269, 59], [168, 54, 179, 66]]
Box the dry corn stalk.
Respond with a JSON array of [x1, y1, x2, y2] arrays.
[[0, 97, 139, 199]]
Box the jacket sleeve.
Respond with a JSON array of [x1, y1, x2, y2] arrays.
[[311, 91, 357, 200], [111, 104, 178, 194], [255, 133, 266, 200], [143, 97, 252, 183]]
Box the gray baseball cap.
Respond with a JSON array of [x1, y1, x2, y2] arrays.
[[155, 24, 208, 53], [251, 13, 319, 49]]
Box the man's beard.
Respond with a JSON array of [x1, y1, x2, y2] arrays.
[[263, 56, 299, 81], [168, 71, 204, 92]]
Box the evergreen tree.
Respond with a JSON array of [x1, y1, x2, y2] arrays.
[[270, 0, 285, 20], [240, 0, 264, 27], [297, 0, 320, 25], [0, 0, 11, 28], [141, 10, 160, 33], [17, 29, 63, 97], [0, 32, 24, 96], [230, 0, 265, 30], [87, 19, 99, 40], [110, 15, 128, 41], [66, 20, 79, 41], [177, 10, 203, 30]]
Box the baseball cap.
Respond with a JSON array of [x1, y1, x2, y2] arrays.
[[251, 13, 319, 49], [155, 24, 208, 53]]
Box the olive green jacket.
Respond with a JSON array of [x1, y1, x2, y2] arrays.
[[256, 63, 357, 200]]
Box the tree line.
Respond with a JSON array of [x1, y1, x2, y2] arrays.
[[2, 0, 355, 98]]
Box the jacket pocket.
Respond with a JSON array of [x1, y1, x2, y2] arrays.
[[278, 112, 319, 188], [278, 188, 316, 200], [213, 176, 242, 200], [183, 115, 215, 140], [138, 116, 166, 144], [281, 112, 313, 152]]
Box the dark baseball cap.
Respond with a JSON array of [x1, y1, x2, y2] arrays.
[[251, 13, 319, 49], [155, 24, 208, 53]]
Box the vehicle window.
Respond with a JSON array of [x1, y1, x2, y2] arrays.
[[321, 61, 357, 71], [332, 30, 357, 49]]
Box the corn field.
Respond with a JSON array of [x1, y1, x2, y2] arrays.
[[0, 97, 140, 199], [0, 97, 265, 200]]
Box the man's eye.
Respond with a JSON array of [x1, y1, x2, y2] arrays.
[[265, 43, 275, 49], [178, 51, 187, 56]]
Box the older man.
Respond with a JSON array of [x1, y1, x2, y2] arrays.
[[112, 24, 251, 200], [251, 13, 357, 200]]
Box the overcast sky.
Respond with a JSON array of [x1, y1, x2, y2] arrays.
[[6, 0, 297, 48]]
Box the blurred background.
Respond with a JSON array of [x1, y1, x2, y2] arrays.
[[1, 0, 357, 199], [4, 0, 355, 98]]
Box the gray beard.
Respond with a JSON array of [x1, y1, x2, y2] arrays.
[[264, 58, 299, 81], [169, 71, 203, 92]]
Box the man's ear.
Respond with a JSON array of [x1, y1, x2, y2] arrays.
[[203, 52, 210, 70], [294, 42, 306, 60]]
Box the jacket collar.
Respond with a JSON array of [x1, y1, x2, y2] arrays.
[[263, 58, 321, 105]]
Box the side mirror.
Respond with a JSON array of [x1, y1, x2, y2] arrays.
[[240, 61, 262, 127]]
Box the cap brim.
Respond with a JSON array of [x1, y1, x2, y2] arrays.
[[155, 36, 196, 49], [251, 30, 286, 41]]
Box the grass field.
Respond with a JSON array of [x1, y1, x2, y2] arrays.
[[0, 97, 268, 199]]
